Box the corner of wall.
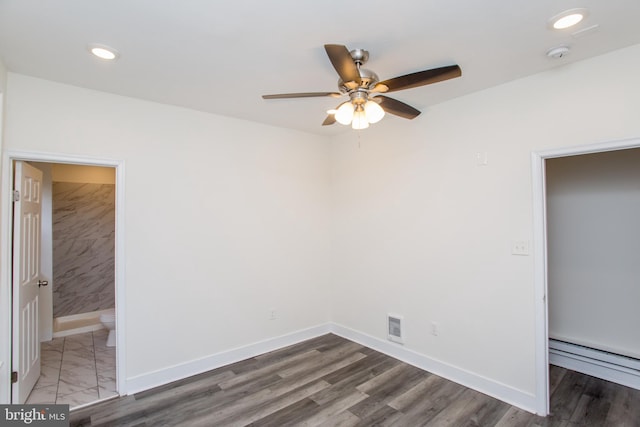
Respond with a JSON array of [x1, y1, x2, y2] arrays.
[[329, 323, 539, 414], [126, 323, 332, 395]]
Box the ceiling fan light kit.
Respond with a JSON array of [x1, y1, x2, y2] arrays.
[[352, 107, 369, 130], [364, 100, 385, 123], [262, 44, 462, 130], [335, 101, 354, 125]]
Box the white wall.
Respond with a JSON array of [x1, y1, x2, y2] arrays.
[[546, 149, 640, 359], [0, 58, 6, 92], [2, 74, 331, 383], [329, 43, 640, 400]]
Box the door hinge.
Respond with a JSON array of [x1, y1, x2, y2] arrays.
[[11, 371, 18, 383], [12, 190, 20, 202]]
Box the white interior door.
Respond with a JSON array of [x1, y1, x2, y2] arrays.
[[12, 161, 44, 404]]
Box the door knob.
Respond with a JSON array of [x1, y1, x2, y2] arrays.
[[38, 280, 48, 287]]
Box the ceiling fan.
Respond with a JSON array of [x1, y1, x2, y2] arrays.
[[262, 44, 462, 129]]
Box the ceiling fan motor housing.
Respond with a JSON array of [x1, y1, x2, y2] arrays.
[[338, 68, 380, 93], [350, 90, 369, 105]]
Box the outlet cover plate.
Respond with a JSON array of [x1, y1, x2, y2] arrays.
[[511, 240, 530, 256]]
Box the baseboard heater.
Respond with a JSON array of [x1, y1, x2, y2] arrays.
[[549, 339, 640, 390]]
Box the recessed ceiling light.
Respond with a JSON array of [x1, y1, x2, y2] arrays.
[[88, 44, 120, 61], [549, 8, 588, 30]]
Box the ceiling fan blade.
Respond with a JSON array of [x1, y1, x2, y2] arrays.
[[376, 96, 421, 120], [374, 65, 461, 93], [262, 92, 341, 99], [324, 44, 361, 88], [322, 115, 336, 126]]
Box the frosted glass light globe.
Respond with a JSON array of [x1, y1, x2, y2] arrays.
[[364, 100, 385, 123], [335, 102, 354, 125], [351, 109, 369, 130]]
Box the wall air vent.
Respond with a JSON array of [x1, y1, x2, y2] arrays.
[[387, 314, 404, 344]]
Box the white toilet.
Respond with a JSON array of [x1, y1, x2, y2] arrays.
[[100, 308, 116, 347]]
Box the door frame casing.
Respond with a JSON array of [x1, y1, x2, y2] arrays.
[[0, 150, 126, 403], [531, 136, 640, 415]]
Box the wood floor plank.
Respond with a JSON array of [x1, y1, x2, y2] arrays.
[[312, 352, 398, 406], [387, 374, 443, 411], [248, 397, 320, 427], [548, 368, 590, 420], [271, 351, 367, 400], [320, 350, 394, 386], [494, 406, 537, 427], [466, 392, 512, 426], [219, 349, 320, 390], [349, 363, 428, 419], [421, 388, 495, 426], [72, 396, 155, 427], [390, 376, 467, 426], [526, 418, 571, 427], [116, 372, 281, 426], [604, 385, 640, 426], [294, 389, 368, 427], [315, 409, 360, 427], [548, 365, 568, 396], [278, 341, 363, 378], [253, 334, 344, 365], [67, 334, 640, 427], [354, 403, 404, 426], [190, 380, 330, 426], [133, 368, 234, 400], [569, 376, 616, 425], [311, 334, 357, 353], [355, 362, 419, 395], [133, 369, 233, 405]]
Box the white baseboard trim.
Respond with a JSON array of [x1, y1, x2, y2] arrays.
[[126, 323, 332, 394], [125, 322, 538, 415], [52, 309, 111, 338], [549, 339, 640, 391], [329, 323, 538, 414]]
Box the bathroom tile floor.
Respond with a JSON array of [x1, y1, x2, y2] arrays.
[[25, 329, 117, 408]]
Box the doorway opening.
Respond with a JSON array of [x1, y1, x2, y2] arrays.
[[0, 151, 126, 408], [532, 137, 640, 415]]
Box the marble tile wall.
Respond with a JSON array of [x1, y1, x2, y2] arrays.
[[52, 182, 115, 317]]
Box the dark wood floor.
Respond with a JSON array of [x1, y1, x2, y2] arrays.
[[69, 334, 640, 426]]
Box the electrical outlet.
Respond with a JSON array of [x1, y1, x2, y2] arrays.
[[511, 240, 530, 256], [269, 309, 277, 320]]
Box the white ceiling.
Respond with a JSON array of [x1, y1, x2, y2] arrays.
[[1, 1, 640, 136]]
